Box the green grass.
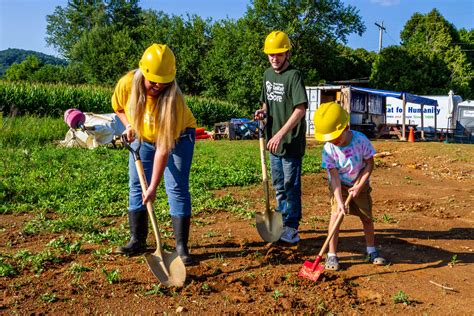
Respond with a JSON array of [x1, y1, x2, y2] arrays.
[[0, 115, 323, 278]]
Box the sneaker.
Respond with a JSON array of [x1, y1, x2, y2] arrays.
[[279, 226, 300, 244], [325, 256, 340, 271], [367, 251, 387, 266]]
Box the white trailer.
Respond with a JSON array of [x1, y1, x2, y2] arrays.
[[386, 91, 463, 131]]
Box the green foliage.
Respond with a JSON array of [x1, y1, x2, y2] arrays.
[[392, 290, 411, 305], [0, 258, 18, 277], [70, 25, 139, 85], [186, 96, 249, 127], [40, 293, 58, 303], [0, 81, 246, 126], [1, 116, 322, 237], [373, 9, 473, 98], [0, 80, 112, 116], [68, 262, 92, 274], [0, 48, 67, 77], [102, 268, 120, 284], [47, 236, 82, 254]]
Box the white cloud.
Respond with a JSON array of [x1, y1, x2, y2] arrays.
[[370, 0, 400, 6]]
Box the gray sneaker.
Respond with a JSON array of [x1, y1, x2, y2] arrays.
[[325, 256, 340, 271], [279, 226, 300, 244]]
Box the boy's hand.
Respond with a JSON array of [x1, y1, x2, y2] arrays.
[[254, 109, 266, 120]]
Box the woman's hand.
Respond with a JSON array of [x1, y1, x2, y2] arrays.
[[123, 124, 135, 142], [142, 185, 157, 204]]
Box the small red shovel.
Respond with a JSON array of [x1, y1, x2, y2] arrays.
[[298, 193, 353, 282]]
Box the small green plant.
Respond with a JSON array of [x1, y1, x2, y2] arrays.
[[0, 261, 17, 277], [41, 292, 58, 303], [382, 214, 398, 224], [201, 283, 211, 291], [316, 300, 328, 312], [271, 289, 284, 300], [449, 254, 459, 267], [392, 290, 411, 305], [202, 230, 216, 238], [93, 248, 112, 259], [68, 262, 92, 274], [145, 284, 165, 296], [102, 268, 120, 284], [47, 236, 82, 254]]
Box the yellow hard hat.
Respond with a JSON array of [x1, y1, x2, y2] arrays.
[[139, 44, 176, 83], [264, 31, 292, 54], [314, 102, 349, 142]]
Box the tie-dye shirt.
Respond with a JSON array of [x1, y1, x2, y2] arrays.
[[321, 130, 376, 186]]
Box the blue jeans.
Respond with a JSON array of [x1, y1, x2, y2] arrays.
[[128, 128, 195, 217], [269, 153, 302, 229]]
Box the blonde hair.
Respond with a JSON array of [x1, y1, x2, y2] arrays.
[[129, 69, 182, 152]]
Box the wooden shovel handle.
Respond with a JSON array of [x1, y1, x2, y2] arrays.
[[317, 193, 353, 257], [134, 160, 163, 255]]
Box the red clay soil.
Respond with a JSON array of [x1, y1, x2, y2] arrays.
[[1, 140, 473, 315]]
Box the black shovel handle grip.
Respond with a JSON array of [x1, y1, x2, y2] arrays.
[[121, 134, 141, 161]]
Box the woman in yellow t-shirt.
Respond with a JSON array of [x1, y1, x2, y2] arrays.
[[112, 44, 197, 265]]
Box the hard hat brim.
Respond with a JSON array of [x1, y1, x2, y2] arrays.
[[140, 64, 175, 84], [314, 127, 346, 142], [264, 47, 289, 54]]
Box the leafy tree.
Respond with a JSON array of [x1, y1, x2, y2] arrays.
[[70, 25, 138, 84], [0, 48, 67, 77], [4, 55, 43, 81], [246, 0, 366, 84], [372, 9, 473, 99], [46, 0, 141, 58], [370, 46, 450, 95]]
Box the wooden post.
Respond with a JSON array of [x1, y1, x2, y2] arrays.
[[401, 93, 407, 141], [420, 104, 425, 140]]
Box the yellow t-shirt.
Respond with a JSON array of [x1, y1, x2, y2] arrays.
[[112, 71, 197, 143]]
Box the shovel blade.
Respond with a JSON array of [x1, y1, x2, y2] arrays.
[[256, 210, 284, 242], [298, 260, 325, 282], [145, 250, 186, 287]]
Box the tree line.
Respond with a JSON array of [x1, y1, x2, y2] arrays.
[[3, 0, 473, 112]]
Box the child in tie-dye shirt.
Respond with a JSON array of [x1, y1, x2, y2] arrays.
[[315, 101, 387, 271]]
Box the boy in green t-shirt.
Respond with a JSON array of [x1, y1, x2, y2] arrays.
[[255, 31, 308, 244]]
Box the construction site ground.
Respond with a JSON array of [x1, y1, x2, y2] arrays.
[[2, 140, 473, 315]]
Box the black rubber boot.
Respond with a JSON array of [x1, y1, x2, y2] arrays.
[[171, 216, 194, 266], [115, 211, 148, 256]]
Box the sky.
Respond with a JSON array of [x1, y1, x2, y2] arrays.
[[1, 0, 473, 57]]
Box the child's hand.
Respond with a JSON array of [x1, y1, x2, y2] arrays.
[[348, 183, 362, 198], [336, 201, 348, 215]]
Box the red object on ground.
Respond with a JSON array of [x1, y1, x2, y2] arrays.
[[64, 108, 86, 129], [196, 133, 210, 140], [196, 127, 206, 135]]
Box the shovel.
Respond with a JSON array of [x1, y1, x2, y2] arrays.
[[298, 193, 353, 282], [121, 135, 186, 287], [255, 120, 284, 242]]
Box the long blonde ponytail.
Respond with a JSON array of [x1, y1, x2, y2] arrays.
[[129, 69, 183, 152]]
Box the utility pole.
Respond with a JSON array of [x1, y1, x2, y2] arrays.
[[374, 21, 386, 53]]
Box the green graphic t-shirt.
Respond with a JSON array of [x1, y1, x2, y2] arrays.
[[259, 65, 308, 157]]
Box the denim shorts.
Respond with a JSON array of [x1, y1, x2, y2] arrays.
[[128, 128, 195, 217]]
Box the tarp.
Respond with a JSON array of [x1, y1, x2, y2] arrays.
[[60, 113, 125, 149], [351, 86, 438, 106]]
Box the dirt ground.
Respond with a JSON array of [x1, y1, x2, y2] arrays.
[[2, 140, 474, 315]]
